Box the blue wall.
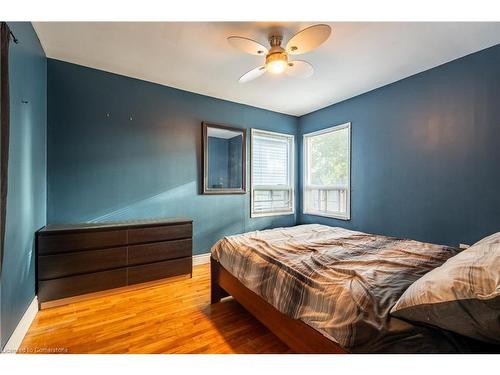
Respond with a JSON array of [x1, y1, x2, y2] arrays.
[[298, 45, 500, 247], [47, 59, 298, 255], [1, 23, 47, 348]]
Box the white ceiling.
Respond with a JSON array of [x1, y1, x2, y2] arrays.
[[33, 22, 500, 116]]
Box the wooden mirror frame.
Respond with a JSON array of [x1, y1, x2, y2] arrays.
[[202, 122, 247, 195]]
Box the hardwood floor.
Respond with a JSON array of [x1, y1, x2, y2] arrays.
[[19, 264, 292, 354]]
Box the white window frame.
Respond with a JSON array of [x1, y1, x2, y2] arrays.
[[250, 128, 295, 218], [303, 122, 351, 220]]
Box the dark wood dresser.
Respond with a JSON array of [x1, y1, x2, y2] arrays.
[[36, 218, 193, 307]]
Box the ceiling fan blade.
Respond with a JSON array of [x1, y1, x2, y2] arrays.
[[286, 60, 314, 78], [239, 66, 266, 83], [286, 24, 332, 55], [228, 36, 269, 56]]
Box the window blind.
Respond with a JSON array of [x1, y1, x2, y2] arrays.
[[251, 130, 294, 217]]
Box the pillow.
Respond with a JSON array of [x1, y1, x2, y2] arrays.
[[390, 232, 500, 344]]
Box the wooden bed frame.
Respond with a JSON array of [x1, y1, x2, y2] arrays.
[[210, 256, 348, 354]]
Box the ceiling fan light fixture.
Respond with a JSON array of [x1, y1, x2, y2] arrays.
[[229, 24, 330, 82], [266, 52, 288, 74]]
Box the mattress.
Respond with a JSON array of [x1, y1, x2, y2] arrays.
[[211, 224, 493, 353]]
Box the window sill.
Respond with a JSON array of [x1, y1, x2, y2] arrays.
[[251, 211, 295, 219], [302, 210, 350, 221]]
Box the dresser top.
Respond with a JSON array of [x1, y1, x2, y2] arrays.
[[39, 217, 193, 234]]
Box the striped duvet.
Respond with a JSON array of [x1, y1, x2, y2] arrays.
[[211, 224, 475, 353]]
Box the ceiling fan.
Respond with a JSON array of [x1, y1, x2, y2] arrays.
[[228, 24, 332, 83]]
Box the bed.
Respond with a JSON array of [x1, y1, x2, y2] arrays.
[[210, 224, 496, 353]]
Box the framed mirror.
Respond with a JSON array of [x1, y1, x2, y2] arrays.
[[202, 122, 246, 194]]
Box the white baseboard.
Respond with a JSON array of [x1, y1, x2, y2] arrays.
[[2, 296, 38, 354], [192, 252, 211, 266]]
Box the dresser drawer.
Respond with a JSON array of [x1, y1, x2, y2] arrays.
[[128, 239, 191, 266], [127, 223, 192, 244], [127, 257, 192, 285], [38, 229, 127, 255], [38, 268, 127, 302], [38, 247, 128, 280]]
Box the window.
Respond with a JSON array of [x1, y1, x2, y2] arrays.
[[251, 129, 294, 217], [303, 122, 351, 220]]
